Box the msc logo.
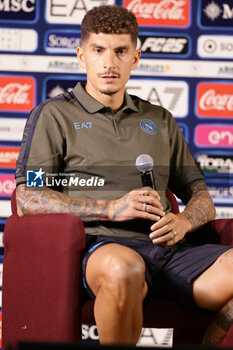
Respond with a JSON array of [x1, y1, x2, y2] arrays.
[[26, 168, 44, 187], [201, 0, 233, 28], [0, 0, 36, 21], [140, 119, 158, 135]]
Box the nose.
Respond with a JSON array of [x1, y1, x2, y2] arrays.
[[103, 50, 117, 69]]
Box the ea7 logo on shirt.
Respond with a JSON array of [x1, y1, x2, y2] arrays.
[[26, 168, 44, 187], [74, 122, 92, 130], [140, 119, 158, 135]]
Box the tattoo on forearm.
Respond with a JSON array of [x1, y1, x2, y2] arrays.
[[16, 184, 109, 220], [216, 299, 233, 331], [181, 180, 216, 231], [112, 195, 129, 220], [203, 298, 233, 346]]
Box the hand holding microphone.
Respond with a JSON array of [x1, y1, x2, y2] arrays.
[[135, 154, 180, 245], [135, 154, 164, 218]]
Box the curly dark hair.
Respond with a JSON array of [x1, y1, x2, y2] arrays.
[[81, 5, 138, 46]]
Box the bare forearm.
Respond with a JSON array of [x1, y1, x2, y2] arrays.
[[16, 184, 109, 220], [181, 180, 216, 231]]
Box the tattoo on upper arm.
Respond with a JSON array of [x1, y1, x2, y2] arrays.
[[181, 180, 216, 231], [16, 184, 109, 220]]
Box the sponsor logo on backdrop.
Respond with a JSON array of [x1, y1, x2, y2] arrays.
[[137, 328, 173, 347], [124, 0, 190, 27], [45, 30, 81, 54], [200, 0, 233, 28], [197, 35, 233, 59], [0, 200, 11, 217], [0, 146, 20, 168], [208, 182, 233, 203], [0, 174, 15, 197], [0, 0, 37, 22], [215, 206, 233, 218], [82, 325, 173, 347], [136, 62, 171, 74], [82, 325, 99, 342], [47, 60, 79, 71], [0, 28, 37, 52], [196, 153, 233, 174], [218, 65, 233, 76], [196, 82, 233, 118], [46, 0, 114, 24], [195, 125, 233, 148], [126, 79, 188, 118], [0, 118, 26, 141], [138, 34, 189, 57], [44, 78, 76, 99], [0, 232, 3, 247], [0, 76, 35, 112], [208, 184, 233, 203]]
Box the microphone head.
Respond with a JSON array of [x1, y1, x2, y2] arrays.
[[136, 154, 154, 173]]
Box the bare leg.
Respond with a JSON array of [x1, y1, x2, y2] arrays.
[[193, 249, 233, 346], [86, 243, 148, 344]]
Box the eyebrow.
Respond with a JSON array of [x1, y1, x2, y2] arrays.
[[90, 43, 130, 50]]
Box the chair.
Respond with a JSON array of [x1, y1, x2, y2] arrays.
[[2, 189, 233, 349]]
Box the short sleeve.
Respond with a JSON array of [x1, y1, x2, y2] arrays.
[[15, 102, 64, 186], [167, 112, 204, 198]]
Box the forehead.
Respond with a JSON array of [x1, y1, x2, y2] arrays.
[[84, 32, 134, 48]]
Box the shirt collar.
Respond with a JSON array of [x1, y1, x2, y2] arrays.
[[72, 82, 139, 113]]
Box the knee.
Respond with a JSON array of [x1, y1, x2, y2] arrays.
[[100, 256, 146, 306], [107, 256, 145, 285]]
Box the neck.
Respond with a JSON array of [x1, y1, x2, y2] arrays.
[[85, 82, 124, 112]]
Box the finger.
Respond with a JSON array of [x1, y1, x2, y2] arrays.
[[137, 188, 161, 201], [150, 213, 173, 231], [135, 202, 165, 218], [138, 195, 164, 212], [151, 231, 176, 245]]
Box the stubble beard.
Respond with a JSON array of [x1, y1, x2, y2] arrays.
[[100, 88, 120, 96]]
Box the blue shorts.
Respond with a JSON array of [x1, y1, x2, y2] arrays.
[[82, 235, 232, 309]]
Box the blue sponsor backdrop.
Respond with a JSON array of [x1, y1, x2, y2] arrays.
[[0, 0, 233, 342]]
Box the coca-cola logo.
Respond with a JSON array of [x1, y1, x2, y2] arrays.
[[124, 0, 190, 27], [195, 125, 233, 148], [0, 76, 35, 111], [197, 82, 233, 118]]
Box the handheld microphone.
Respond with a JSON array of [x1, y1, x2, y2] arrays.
[[136, 154, 156, 190]]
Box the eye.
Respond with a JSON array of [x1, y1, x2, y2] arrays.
[[93, 48, 102, 54], [117, 48, 127, 55]]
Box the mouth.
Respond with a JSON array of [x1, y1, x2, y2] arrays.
[[99, 74, 120, 82]]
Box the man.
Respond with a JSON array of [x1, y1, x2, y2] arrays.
[[15, 5, 233, 346]]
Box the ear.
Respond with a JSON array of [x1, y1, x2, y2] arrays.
[[77, 46, 86, 69], [131, 49, 141, 71]]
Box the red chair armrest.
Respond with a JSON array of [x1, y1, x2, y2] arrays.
[[3, 212, 86, 348], [187, 218, 233, 246]]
